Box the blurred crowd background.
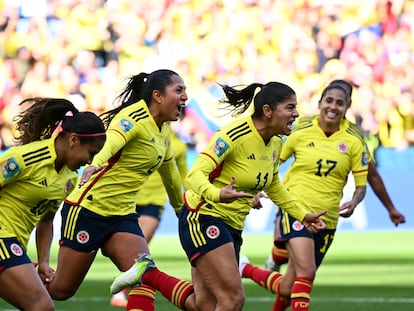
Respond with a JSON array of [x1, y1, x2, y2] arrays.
[[1, 0, 414, 153]]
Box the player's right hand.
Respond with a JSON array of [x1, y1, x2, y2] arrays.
[[78, 165, 103, 187], [219, 177, 254, 203], [303, 210, 327, 233]]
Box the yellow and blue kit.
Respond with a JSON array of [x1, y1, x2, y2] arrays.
[[0, 137, 76, 249], [280, 116, 369, 229], [65, 99, 183, 216]]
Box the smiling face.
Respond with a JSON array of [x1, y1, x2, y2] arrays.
[[156, 74, 188, 124], [318, 87, 348, 131], [270, 94, 299, 136], [65, 137, 105, 171]]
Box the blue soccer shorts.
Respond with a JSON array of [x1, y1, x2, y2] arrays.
[[178, 205, 243, 266]]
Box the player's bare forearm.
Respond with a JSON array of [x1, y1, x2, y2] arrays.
[[368, 162, 394, 210], [367, 163, 406, 225], [352, 185, 366, 207]]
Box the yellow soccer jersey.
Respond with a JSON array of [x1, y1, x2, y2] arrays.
[[184, 117, 309, 231], [66, 100, 183, 216], [295, 116, 373, 163], [280, 116, 369, 229], [136, 131, 188, 206], [0, 138, 77, 248]]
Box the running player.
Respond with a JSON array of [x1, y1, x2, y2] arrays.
[[177, 81, 327, 311], [110, 128, 188, 308], [265, 79, 405, 272], [45, 69, 198, 311], [240, 83, 369, 311], [109, 80, 327, 311], [0, 98, 105, 311]]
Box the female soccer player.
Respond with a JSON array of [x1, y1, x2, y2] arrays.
[[240, 83, 369, 311], [0, 97, 106, 311], [110, 128, 188, 308], [46, 69, 199, 311], [265, 79, 405, 272], [177, 81, 327, 311], [109, 81, 327, 311]]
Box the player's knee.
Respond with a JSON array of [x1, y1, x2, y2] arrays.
[[301, 266, 316, 280], [220, 289, 245, 311], [30, 301, 55, 311], [278, 282, 292, 298], [233, 291, 245, 310], [48, 285, 77, 301], [279, 288, 291, 299], [40, 300, 55, 311], [24, 292, 55, 311]]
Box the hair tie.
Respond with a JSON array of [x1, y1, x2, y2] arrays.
[[63, 131, 106, 137], [54, 111, 74, 136]]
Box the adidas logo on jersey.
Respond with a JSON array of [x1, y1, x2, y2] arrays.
[[247, 153, 256, 160], [307, 142, 315, 147], [38, 178, 48, 186]]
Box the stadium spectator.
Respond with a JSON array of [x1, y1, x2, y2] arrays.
[[45, 69, 199, 311], [240, 83, 369, 311], [0, 97, 106, 311]]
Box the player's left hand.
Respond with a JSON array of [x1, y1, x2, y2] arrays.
[[389, 209, 406, 226], [78, 165, 103, 187], [251, 191, 268, 209], [339, 200, 356, 218], [37, 262, 55, 284]]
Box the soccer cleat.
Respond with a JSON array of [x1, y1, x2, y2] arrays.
[[110, 290, 128, 307], [264, 253, 281, 272], [110, 253, 156, 294], [239, 254, 250, 277]]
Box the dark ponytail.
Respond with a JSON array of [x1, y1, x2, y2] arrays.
[[100, 69, 179, 127], [219, 81, 296, 118], [219, 83, 263, 116], [13, 97, 105, 145]]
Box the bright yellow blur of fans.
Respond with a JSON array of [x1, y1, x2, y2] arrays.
[[0, 0, 413, 150]]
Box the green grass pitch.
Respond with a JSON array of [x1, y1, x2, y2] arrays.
[[1, 231, 413, 310]]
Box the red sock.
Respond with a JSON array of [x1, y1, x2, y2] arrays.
[[126, 285, 155, 311], [272, 295, 290, 311], [271, 281, 290, 311], [142, 268, 194, 309], [272, 245, 289, 265], [242, 263, 283, 294], [290, 276, 313, 311]]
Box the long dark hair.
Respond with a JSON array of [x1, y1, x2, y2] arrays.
[[100, 69, 179, 127], [219, 81, 296, 118], [318, 84, 350, 107], [14, 97, 106, 145], [329, 79, 354, 107]]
